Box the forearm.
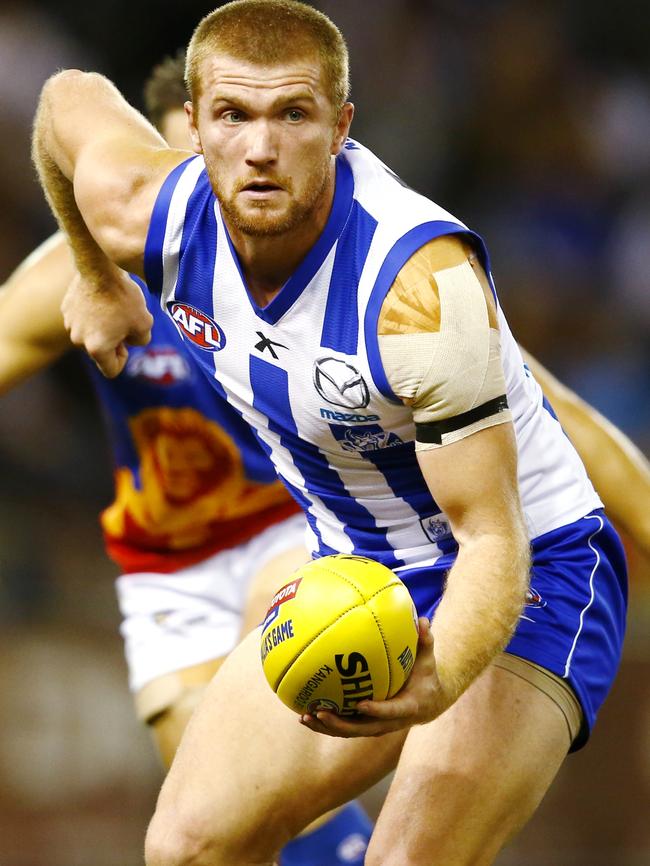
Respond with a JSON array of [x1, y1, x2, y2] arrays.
[[33, 72, 117, 277], [432, 531, 530, 704], [0, 341, 66, 395]]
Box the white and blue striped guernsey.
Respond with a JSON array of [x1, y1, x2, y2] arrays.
[[144, 139, 602, 573]]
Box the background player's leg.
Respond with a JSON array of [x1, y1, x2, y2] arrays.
[[144, 628, 405, 866], [239, 543, 310, 637], [365, 662, 573, 866], [146, 658, 227, 768]]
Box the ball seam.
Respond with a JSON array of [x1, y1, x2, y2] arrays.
[[365, 584, 396, 697]]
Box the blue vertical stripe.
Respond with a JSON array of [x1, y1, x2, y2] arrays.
[[249, 356, 391, 558], [144, 156, 199, 294], [542, 394, 560, 422], [361, 442, 439, 517], [320, 201, 377, 354], [174, 173, 219, 317]]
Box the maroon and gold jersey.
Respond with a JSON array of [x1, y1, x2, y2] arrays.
[[89, 290, 299, 574]]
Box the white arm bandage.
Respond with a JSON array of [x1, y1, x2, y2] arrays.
[[379, 259, 511, 449]]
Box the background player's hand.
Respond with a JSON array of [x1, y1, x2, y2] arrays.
[[300, 618, 449, 738], [61, 268, 153, 378]]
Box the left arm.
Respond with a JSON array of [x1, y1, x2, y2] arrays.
[[415, 422, 529, 704]]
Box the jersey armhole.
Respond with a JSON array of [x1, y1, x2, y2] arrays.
[[144, 155, 199, 296]]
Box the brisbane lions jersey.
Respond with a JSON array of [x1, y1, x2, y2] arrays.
[[88, 287, 298, 574]]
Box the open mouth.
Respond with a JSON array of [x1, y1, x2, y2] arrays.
[[241, 180, 283, 193]]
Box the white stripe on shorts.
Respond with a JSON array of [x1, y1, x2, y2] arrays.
[[563, 513, 604, 679]]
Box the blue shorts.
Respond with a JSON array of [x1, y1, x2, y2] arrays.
[[400, 510, 628, 750]]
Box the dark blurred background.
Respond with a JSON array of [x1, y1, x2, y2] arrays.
[[0, 1, 648, 864]]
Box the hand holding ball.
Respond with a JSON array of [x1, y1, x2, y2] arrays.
[[260, 554, 419, 715]]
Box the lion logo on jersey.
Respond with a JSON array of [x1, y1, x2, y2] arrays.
[[313, 358, 370, 409], [101, 407, 286, 549]]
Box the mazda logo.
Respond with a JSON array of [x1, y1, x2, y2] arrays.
[[313, 357, 370, 409]]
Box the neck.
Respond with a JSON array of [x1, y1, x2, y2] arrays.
[[224, 162, 337, 307]]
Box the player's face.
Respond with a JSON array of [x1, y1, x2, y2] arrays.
[[187, 51, 352, 238]]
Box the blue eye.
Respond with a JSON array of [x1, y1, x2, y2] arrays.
[[286, 109, 303, 122]]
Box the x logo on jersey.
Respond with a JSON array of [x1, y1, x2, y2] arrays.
[[254, 331, 289, 360]]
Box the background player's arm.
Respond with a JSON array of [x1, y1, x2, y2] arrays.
[[32, 71, 188, 375], [523, 349, 650, 556], [0, 233, 72, 395]]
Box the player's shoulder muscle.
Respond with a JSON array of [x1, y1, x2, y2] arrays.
[[377, 233, 510, 448], [378, 234, 495, 337], [74, 143, 191, 272]]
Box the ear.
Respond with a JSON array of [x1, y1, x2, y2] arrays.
[[185, 101, 203, 155], [331, 102, 355, 155]]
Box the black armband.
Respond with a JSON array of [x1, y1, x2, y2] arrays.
[[415, 394, 509, 445]]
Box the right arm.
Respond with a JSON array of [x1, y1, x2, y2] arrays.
[[32, 70, 190, 376], [0, 233, 72, 395]]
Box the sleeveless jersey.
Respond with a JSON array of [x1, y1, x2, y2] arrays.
[[88, 286, 298, 574], [144, 139, 602, 573]]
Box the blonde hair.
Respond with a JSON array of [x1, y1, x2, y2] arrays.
[[186, 0, 349, 111]]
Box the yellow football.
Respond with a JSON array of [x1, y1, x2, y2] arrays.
[[260, 554, 419, 715]]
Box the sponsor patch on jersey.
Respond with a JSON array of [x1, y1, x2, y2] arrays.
[[126, 346, 192, 386], [420, 515, 452, 544], [329, 423, 403, 452], [313, 357, 370, 409], [261, 578, 302, 633], [320, 408, 380, 424], [167, 302, 226, 352]]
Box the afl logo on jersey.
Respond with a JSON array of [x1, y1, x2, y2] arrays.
[[126, 347, 192, 386], [168, 302, 226, 352], [313, 357, 370, 409]]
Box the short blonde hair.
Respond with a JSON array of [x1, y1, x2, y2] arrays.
[[186, 0, 349, 112]]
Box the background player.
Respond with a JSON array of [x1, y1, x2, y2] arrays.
[[29, 3, 641, 862]]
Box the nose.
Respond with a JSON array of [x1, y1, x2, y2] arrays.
[[245, 119, 278, 168]]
